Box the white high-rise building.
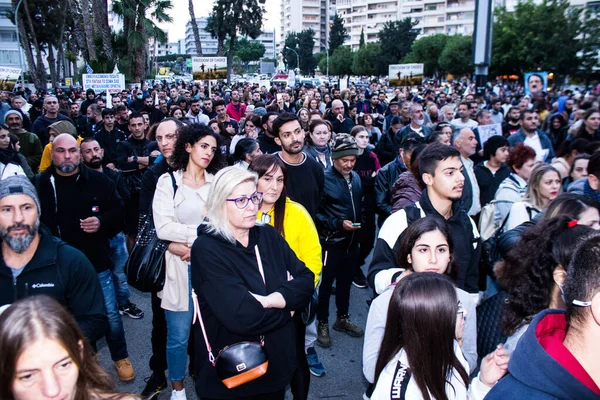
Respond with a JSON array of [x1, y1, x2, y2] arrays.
[[279, 0, 330, 53], [184, 18, 277, 59], [0, 0, 23, 68]]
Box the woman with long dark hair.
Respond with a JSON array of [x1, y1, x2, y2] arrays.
[[363, 217, 478, 385], [233, 138, 262, 169], [0, 296, 135, 400], [574, 108, 600, 142], [496, 216, 596, 355], [153, 123, 223, 399], [371, 273, 507, 400], [249, 154, 324, 391], [304, 119, 332, 169]]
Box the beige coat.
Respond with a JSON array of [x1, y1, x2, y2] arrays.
[[153, 169, 214, 311]]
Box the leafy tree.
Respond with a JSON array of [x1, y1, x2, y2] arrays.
[[329, 45, 353, 76], [402, 34, 448, 77], [297, 29, 317, 75], [234, 38, 266, 70], [491, 0, 581, 80], [378, 18, 419, 67], [573, 8, 600, 84], [359, 27, 365, 48], [328, 13, 347, 55], [352, 43, 380, 75], [438, 35, 473, 77], [188, 0, 202, 55], [282, 32, 299, 70], [206, 0, 265, 83]]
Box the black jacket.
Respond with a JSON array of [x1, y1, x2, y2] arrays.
[[191, 223, 314, 399], [374, 157, 407, 225], [374, 128, 403, 167], [326, 111, 355, 134], [368, 189, 481, 293], [116, 137, 159, 172], [474, 162, 511, 207], [257, 133, 281, 154], [36, 164, 124, 273], [0, 224, 107, 343], [94, 126, 127, 166], [315, 167, 363, 247]]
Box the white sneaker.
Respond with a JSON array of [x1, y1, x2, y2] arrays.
[[170, 389, 186, 400]]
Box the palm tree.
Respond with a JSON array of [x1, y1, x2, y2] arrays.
[[92, 0, 114, 60], [188, 0, 202, 55], [112, 0, 173, 83]]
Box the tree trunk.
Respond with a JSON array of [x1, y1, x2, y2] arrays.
[[133, 3, 147, 83], [226, 34, 236, 84], [15, 11, 39, 87], [68, 0, 88, 58], [189, 0, 202, 56], [217, 36, 225, 56], [92, 0, 113, 59], [80, 0, 97, 61], [22, 0, 46, 88], [47, 46, 58, 88]]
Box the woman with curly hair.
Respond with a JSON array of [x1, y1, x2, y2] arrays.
[[496, 216, 596, 356], [0, 296, 136, 400], [153, 123, 223, 399]]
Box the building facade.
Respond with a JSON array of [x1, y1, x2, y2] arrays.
[[279, 0, 330, 53], [184, 18, 276, 59], [0, 0, 23, 69]]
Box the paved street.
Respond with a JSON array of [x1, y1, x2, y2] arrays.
[[98, 264, 373, 399]]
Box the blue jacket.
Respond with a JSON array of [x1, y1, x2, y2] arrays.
[[507, 129, 555, 162], [486, 309, 600, 399]]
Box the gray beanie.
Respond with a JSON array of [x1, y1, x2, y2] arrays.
[[0, 175, 41, 214], [4, 110, 22, 123]]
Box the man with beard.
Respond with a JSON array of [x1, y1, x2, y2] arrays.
[[0, 175, 107, 344], [453, 128, 481, 217], [257, 111, 281, 154], [94, 108, 126, 170], [397, 103, 432, 142], [327, 99, 355, 134], [5, 109, 43, 172], [80, 137, 143, 321], [184, 98, 209, 125], [114, 105, 130, 135], [143, 95, 163, 125], [360, 93, 385, 129], [368, 143, 481, 297], [80, 89, 96, 115], [202, 98, 217, 120], [502, 106, 521, 137], [214, 99, 239, 135], [274, 112, 324, 216], [85, 103, 103, 138], [451, 101, 479, 130], [508, 110, 555, 163], [35, 133, 135, 382], [70, 102, 87, 136]]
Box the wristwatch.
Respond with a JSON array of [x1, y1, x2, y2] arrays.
[[133, 155, 138, 162]]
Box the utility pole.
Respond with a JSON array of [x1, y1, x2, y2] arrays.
[[320, 40, 329, 79], [14, 0, 25, 87], [285, 46, 300, 73], [473, 0, 493, 95]]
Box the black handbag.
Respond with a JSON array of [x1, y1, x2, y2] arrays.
[[125, 172, 177, 292], [192, 245, 269, 389]]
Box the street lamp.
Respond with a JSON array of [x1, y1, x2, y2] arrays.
[[14, 0, 25, 87], [285, 46, 299, 73], [320, 40, 329, 79]]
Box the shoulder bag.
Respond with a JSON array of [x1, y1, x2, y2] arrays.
[[191, 245, 269, 389], [125, 171, 177, 292]]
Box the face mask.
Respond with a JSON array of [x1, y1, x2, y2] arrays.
[[136, 94, 143, 99], [414, 119, 425, 126], [558, 283, 566, 304]]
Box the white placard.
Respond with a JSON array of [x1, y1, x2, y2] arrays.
[[478, 123, 502, 146]]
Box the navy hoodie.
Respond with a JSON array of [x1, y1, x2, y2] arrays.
[[191, 223, 314, 399], [486, 309, 600, 399]]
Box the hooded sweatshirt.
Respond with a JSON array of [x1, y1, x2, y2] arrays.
[[486, 309, 600, 399], [190, 223, 314, 399]]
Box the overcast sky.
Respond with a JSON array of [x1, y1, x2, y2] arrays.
[[159, 0, 280, 43]]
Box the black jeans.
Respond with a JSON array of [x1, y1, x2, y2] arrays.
[[317, 244, 360, 322], [148, 290, 167, 373], [357, 210, 377, 270], [202, 389, 285, 400], [290, 312, 310, 400]]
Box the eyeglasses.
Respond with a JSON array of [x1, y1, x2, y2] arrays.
[[226, 191, 263, 209]]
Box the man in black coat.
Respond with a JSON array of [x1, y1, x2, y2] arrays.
[[35, 133, 135, 382]]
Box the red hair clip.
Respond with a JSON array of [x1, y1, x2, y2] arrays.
[[568, 220, 578, 228]]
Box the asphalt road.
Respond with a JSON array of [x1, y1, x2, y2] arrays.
[[98, 263, 374, 400]]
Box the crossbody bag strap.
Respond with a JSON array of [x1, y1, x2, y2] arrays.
[[254, 245, 266, 284]]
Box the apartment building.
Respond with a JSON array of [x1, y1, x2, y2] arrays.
[[279, 0, 330, 53]]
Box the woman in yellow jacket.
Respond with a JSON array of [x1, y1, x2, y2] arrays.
[[249, 154, 326, 396], [39, 120, 82, 172]]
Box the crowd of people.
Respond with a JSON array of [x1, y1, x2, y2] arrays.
[[0, 78, 599, 400]]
